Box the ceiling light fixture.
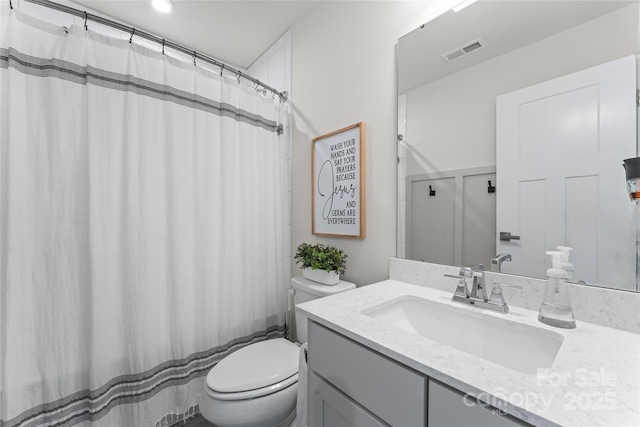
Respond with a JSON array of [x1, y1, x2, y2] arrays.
[[152, 0, 173, 14], [452, 0, 479, 13]]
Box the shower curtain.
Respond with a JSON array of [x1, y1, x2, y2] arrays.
[[0, 6, 287, 427]]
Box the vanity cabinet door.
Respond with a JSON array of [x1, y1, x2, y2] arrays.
[[428, 379, 532, 427], [309, 371, 388, 427], [308, 321, 427, 426]]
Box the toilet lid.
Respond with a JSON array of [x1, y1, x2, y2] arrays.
[[291, 276, 356, 297], [207, 338, 299, 393]]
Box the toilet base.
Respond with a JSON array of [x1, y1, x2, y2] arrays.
[[200, 382, 297, 427]]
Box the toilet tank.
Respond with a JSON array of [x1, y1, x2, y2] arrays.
[[292, 275, 356, 343]]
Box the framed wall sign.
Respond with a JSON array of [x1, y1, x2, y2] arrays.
[[312, 122, 366, 238]]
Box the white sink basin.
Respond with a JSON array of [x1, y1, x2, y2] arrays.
[[362, 296, 564, 375]]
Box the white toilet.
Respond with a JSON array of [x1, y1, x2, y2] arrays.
[[200, 276, 355, 427]]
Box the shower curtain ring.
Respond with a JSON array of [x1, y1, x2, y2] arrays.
[[193, 51, 196, 66], [9, 0, 13, 10], [236, 72, 241, 84], [162, 39, 165, 55], [220, 64, 224, 77], [129, 28, 136, 43], [84, 11, 88, 30]]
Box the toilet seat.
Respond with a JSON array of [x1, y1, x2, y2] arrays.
[[205, 372, 298, 401], [205, 338, 300, 401]]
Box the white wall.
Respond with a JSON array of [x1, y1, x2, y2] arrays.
[[247, 31, 293, 288], [290, 1, 457, 286], [405, 3, 638, 177]]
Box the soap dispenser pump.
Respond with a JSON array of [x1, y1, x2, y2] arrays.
[[538, 251, 576, 329], [556, 246, 574, 281]]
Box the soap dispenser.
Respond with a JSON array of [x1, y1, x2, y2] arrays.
[[538, 251, 576, 329], [556, 246, 574, 281]]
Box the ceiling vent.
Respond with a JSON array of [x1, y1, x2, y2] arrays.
[[441, 38, 486, 63]]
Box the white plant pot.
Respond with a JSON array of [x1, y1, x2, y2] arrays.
[[302, 267, 340, 285]]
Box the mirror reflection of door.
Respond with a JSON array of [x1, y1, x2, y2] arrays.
[[496, 55, 636, 289], [397, 1, 639, 291]]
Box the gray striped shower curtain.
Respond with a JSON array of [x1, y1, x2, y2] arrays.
[[0, 6, 288, 426]]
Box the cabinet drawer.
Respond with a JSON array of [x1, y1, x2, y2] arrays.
[[309, 371, 388, 427], [308, 321, 426, 427], [428, 379, 532, 427]]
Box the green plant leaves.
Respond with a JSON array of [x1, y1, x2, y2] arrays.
[[294, 243, 347, 275]]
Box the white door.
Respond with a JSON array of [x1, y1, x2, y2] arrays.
[[496, 55, 636, 289]]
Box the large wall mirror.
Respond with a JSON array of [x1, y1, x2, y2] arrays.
[[397, 0, 640, 292]]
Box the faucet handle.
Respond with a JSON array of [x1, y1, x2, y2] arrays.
[[488, 283, 523, 307], [444, 273, 475, 296], [444, 274, 470, 300], [453, 278, 470, 298], [444, 272, 481, 280], [458, 265, 484, 279], [494, 282, 523, 290]]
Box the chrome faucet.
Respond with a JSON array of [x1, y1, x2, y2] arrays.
[[491, 253, 512, 272], [444, 264, 521, 313], [466, 264, 488, 301]]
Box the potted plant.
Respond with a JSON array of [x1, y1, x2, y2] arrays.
[[294, 243, 347, 285]]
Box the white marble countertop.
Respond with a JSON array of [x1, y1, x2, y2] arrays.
[[296, 280, 640, 427]]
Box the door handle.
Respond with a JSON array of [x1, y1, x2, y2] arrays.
[[500, 232, 521, 241]]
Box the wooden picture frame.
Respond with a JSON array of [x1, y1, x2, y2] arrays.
[[312, 122, 366, 238]]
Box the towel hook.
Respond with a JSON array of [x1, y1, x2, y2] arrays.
[[429, 185, 436, 196], [129, 28, 136, 43], [83, 11, 88, 30], [488, 180, 496, 194]]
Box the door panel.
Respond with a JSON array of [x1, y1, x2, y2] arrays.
[[496, 55, 636, 288], [408, 177, 455, 264], [462, 173, 496, 267], [407, 167, 496, 267]]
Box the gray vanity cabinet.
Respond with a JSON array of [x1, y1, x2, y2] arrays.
[[308, 371, 387, 427], [428, 379, 532, 427], [308, 320, 533, 427], [308, 321, 426, 427]]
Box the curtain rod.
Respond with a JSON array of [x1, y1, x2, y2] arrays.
[[19, 0, 289, 103]]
